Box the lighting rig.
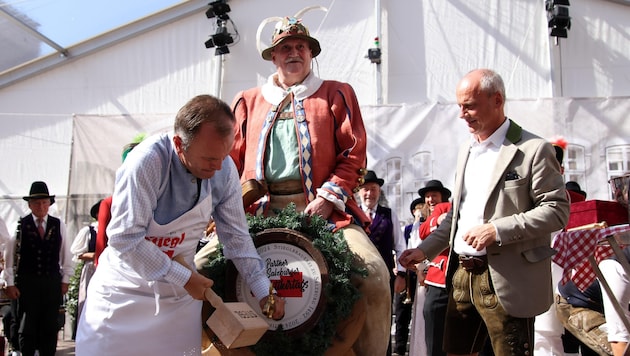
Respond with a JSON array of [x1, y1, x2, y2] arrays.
[[546, 0, 571, 38], [204, 0, 238, 55]]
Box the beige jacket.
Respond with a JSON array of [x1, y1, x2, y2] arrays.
[[419, 120, 570, 318]]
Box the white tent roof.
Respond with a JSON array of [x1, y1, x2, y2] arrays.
[[0, 0, 205, 89]]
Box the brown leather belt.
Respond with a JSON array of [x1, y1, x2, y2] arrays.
[[458, 255, 488, 271], [267, 180, 303, 195]]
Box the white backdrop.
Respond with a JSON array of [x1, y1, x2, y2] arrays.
[[31, 97, 629, 238]]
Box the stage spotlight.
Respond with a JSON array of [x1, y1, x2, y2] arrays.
[[203, 0, 237, 56], [206, 0, 231, 19], [205, 24, 234, 54], [546, 0, 571, 38]]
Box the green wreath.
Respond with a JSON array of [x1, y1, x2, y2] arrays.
[[200, 204, 367, 356]]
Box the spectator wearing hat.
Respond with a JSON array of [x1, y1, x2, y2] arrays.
[[410, 181, 453, 356], [358, 170, 407, 356], [230, 13, 390, 355], [394, 197, 425, 355], [566, 181, 587, 203], [535, 137, 585, 356], [3, 181, 73, 356], [417, 180, 452, 219], [69, 199, 102, 336]]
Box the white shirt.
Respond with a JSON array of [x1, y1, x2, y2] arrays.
[[407, 220, 422, 249], [70, 222, 97, 262], [454, 119, 509, 256]]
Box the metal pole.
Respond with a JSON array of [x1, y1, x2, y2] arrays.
[[213, 54, 224, 99], [375, 0, 383, 105]]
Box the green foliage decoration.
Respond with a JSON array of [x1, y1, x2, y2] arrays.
[[200, 204, 367, 356], [66, 260, 83, 321]]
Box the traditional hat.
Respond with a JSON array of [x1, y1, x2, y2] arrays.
[[261, 17, 321, 61], [121, 133, 146, 162], [23, 181, 55, 204], [565, 181, 587, 199], [409, 197, 424, 215], [418, 180, 451, 202], [90, 200, 103, 220], [549, 135, 567, 165], [362, 170, 384, 186]]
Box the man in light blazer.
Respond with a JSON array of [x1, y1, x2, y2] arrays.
[[399, 69, 570, 356]]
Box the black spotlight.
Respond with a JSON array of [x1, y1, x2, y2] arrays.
[[205, 25, 234, 55], [546, 0, 571, 38], [205, 0, 231, 20], [203, 0, 236, 56]]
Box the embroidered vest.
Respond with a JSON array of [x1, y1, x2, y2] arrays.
[[17, 215, 62, 279]]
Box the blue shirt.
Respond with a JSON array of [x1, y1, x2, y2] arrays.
[[107, 133, 269, 300]]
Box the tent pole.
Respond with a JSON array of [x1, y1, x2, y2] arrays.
[[374, 0, 383, 105], [213, 54, 224, 99], [65, 115, 76, 232]]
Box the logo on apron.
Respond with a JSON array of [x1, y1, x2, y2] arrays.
[[145, 232, 186, 258]]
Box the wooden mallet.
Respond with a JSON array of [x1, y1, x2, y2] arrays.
[[173, 255, 270, 349]]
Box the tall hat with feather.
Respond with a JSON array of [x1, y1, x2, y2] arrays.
[[257, 6, 328, 61]]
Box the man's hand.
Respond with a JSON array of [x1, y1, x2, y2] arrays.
[[183, 270, 214, 301], [461, 223, 497, 251], [61, 282, 69, 295], [398, 249, 427, 271], [304, 197, 334, 219], [5, 285, 19, 299], [79, 252, 95, 261], [258, 294, 286, 321]]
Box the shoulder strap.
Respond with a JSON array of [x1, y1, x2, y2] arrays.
[[88, 225, 97, 252]]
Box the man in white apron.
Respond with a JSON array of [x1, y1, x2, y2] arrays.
[[76, 95, 285, 355]]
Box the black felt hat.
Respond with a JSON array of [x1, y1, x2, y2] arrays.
[[23, 181, 55, 205], [409, 197, 424, 215], [363, 170, 384, 186], [565, 181, 587, 199], [417, 180, 451, 202], [90, 200, 103, 220]]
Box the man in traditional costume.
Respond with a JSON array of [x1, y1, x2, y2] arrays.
[[230, 15, 391, 356], [4, 181, 73, 356]]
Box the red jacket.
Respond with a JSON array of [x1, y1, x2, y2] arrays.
[[420, 202, 452, 288], [230, 79, 369, 230]]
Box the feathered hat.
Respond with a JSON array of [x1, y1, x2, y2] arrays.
[[549, 135, 567, 165], [257, 6, 327, 61]]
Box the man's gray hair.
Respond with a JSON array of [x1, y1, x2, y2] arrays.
[[477, 68, 506, 99]]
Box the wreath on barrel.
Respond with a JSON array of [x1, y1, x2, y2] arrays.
[[199, 204, 367, 356]]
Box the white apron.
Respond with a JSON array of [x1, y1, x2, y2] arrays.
[[76, 194, 212, 356]]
